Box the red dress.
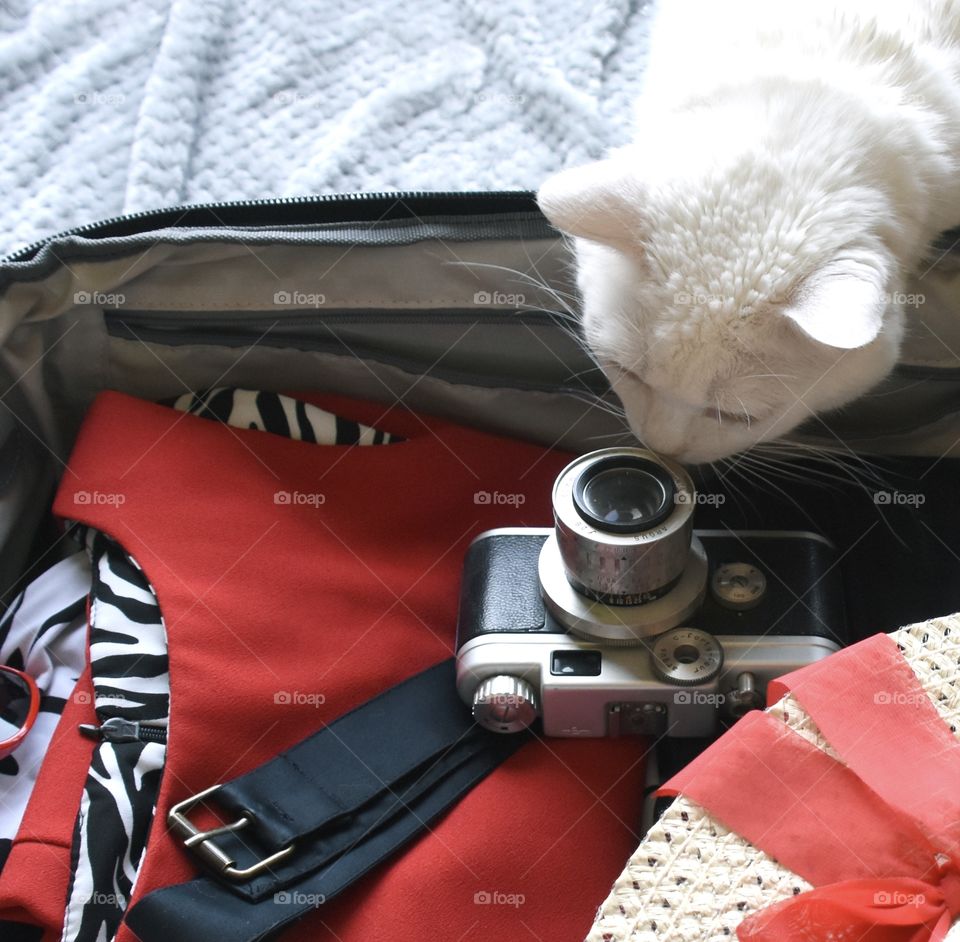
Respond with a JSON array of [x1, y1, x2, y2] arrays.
[[0, 390, 646, 941]]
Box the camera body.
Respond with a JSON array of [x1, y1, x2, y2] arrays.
[[454, 448, 846, 738]]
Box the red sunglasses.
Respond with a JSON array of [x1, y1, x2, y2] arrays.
[[0, 666, 39, 759]]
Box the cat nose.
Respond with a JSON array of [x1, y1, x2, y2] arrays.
[[633, 420, 691, 460]]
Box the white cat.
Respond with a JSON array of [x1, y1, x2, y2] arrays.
[[538, 0, 960, 464]]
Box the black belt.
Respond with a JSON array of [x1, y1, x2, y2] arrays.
[[126, 660, 527, 942]]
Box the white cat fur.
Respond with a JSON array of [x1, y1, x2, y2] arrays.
[[539, 0, 960, 463]]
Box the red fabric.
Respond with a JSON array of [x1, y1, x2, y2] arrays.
[[768, 634, 960, 857], [661, 634, 960, 942], [739, 873, 960, 942], [0, 668, 96, 942], [0, 391, 647, 942]]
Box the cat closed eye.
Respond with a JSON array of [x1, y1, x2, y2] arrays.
[[706, 407, 756, 425]]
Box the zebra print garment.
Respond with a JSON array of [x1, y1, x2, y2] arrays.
[[58, 389, 396, 942], [59, 527, 168, 942], [169, 388, 401, 444]]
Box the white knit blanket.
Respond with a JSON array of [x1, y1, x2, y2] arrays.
[[0, 0, 653, 256]]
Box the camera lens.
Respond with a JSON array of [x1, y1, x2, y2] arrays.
[[573, 457, 675, 534], [540, 448, 706, 641]]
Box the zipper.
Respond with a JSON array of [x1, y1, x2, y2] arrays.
[[79, 717, 168, 745], [102, 308, 609, 394], [103, 307, 561, 332], [4, 190, 542, 263]]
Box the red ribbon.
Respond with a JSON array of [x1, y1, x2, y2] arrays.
[[660, 634, 960, 942], [738, 871, 960, 942]]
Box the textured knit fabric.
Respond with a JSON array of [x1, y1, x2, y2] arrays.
[[0, 0, 654, 256]]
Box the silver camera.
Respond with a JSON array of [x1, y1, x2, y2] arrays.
[[454, 448, 845, 738]]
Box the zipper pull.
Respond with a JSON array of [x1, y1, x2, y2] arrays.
[[79, 717, 167, 744]]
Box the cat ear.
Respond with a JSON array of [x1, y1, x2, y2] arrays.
[[537, 159, 644, 247], [782, 267, 887, 349]]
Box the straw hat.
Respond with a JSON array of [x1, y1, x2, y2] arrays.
[[586, 612, 960, 942]]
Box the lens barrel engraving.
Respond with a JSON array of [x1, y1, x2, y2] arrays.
[[553, 448, 696, 604]]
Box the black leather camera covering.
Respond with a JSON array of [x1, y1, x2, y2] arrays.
[[697, 534, 844, 643], [457, 456, 960, 650], [456, 533, 555, 648], [455, 530, 845, 650]]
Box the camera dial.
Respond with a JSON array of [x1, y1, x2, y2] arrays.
[[472, 675, 539, 733], [711, 562, 767, 610], [649, 627, 724, 686]]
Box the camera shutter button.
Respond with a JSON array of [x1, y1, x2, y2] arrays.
[[650, 628, 724, 686], [472, 675, 539, 733]]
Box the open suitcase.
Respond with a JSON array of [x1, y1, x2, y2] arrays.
[[1, 192, 960, 941]]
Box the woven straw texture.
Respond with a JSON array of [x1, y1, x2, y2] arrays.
[[587, 613, 960, 942]]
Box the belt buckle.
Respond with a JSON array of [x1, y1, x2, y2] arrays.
[[168, 783, 296, 880]]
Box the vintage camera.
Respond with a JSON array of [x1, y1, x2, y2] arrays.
[[455, 448, 846, 738]]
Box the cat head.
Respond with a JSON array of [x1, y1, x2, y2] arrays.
[[538, 149, 905, 465]]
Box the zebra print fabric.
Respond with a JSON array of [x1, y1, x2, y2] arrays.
[[60, 527, 168, 942], [169, 388, 401, 444], [56, 389, 396, 942]]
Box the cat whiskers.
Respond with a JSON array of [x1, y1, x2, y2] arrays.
[[740, 440, 907, 544], [706, 458, 748, 518], [753, 439, 892, 491], [717, 451, 820, 529], [734, 396, 752, 428], [735, 448, 842, 491], [584, 428, 636, 444], [444, 258, 631, 433], [443, 259, 589, 355]]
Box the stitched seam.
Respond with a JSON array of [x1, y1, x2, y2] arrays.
[[278, 661, 454, 794], [242, 661, 455, 834]]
